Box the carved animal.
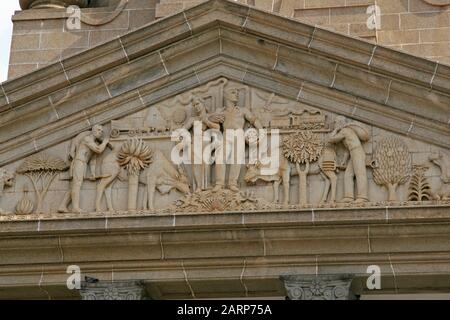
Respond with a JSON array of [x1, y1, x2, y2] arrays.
[[245, 154, 293, 205], [95, 143, 123, 212], [139, 150, 191, 211], [430, 152, 450, 200], [245, 146, 338, 205], [0, 168, 15, 214]]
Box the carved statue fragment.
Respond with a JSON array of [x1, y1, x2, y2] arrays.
[[58, 125, 110, 213], [429, 152, 450, 200], [408, 165, 432, 202], [328, 116, 370, 203], [0, 168, 15, 215], [373, 136, 411, 202], [17, 152, 68, 213]]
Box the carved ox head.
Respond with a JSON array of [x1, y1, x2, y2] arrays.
[[173, 167, 191, 195], [244, 161, 263, 184]]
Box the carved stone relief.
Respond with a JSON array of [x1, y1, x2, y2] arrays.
[[430, 152, 450, 200], [0, 77, 449, 219], [372, 137, 412, 202], [0, 168, 14, 215], [408, 165, 432, 202], [17, 152, 68, 213], [80, 281, 147, 300], [280, 275, 357, 300]]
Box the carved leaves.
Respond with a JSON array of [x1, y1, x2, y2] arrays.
[[117, 138, 153, 211], [408, 165, 432, 201], [17, 153, 68, 174], [117, 138, 153, 176], [373, 137, 412, 201], [282, 131, 323, 164], [17, 152, 68, 213]]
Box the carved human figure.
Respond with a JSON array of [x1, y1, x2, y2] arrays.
[[58, 125, 110, 213], [212, 88, 262, 193], [183, 96, 222, 192], [328, 116, 369, 203], [0, 168, 15, 215]]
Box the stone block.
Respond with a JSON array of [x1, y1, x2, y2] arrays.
[[376, 0, 408, 14], [378, 30, 420, 45], [10, 34, 41, 51], [294, 8, 330, 25]]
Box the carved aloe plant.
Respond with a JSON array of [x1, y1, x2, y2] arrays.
[[283, 131, 323, 206], [117, 138, 153, 211], [373, 137, 412, 202], [408, 165, 432, 201], [17, 153, 68, 213]]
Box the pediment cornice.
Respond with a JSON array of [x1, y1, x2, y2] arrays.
[[0, 0, 449, 166]]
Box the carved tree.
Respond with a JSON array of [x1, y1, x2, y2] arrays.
[[373, 137, 411, 202], [17, 153, 69, 213], [408, 165, 432, 201], [283, 131, 323, 206], [117, 138, 153, 211]]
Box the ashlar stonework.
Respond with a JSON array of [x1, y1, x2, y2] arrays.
[[0, 0, 450, 299]]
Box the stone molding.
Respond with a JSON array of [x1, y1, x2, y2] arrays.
[[280, 274, 357, 300], [1, 0, 450, 167], [80, 281, 147, 300], [422, 0, 450, 5]]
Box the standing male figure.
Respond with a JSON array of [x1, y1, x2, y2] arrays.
[[212, 88, 262, 193], [328, 116, 370, 203], [58, 125, 110, 213]]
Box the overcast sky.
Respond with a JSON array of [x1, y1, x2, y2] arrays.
[[0, 2, 21, 83]]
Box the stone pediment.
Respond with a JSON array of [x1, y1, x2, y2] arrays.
[[0, 0, 450, 219], [0, 75, 449, 218]]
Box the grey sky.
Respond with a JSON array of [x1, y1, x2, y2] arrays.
[[0, 2, 21, 82]]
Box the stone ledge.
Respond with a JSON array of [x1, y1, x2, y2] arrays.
[[0, 204, 449, 233]]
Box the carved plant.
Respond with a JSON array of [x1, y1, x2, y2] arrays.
[[408, 165, 432, 202], [17, 153, 68, 213], [15, 185, 34, 215], [373, 137, 412, 202], [117, 138, 153, 211], [283, 131, 323, 205]]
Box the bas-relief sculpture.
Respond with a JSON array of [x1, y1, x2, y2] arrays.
[[58, 125, 110, 213], [2, 77, 450, 219], [0, 168, 15, 215], [430, 152, 450, 200]]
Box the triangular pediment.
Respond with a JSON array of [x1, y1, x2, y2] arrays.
[[0, 0, 449, 217]]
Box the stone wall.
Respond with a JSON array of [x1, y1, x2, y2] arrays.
[[8, 0, 158, 79], [8, 0, 450, 79]]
